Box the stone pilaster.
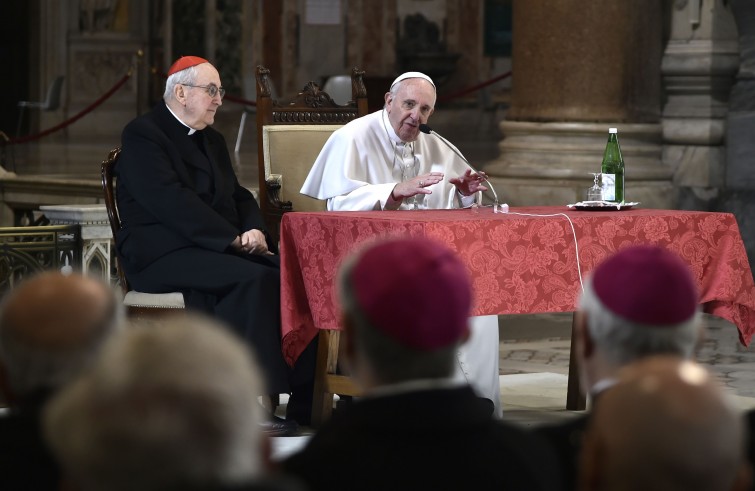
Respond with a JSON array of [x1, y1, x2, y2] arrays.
[[64, 0, 147, 138], [726, 0, 755, 190], [485, 0, 672, 208], [719, 0, 755, 266], [662, 0, 738, 210]]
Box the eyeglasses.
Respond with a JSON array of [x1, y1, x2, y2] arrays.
[[182, 83, 225, 99]]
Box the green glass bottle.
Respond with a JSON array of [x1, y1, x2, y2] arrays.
[[600, 127, 625, 203]]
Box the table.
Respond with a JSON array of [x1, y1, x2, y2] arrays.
[[279, 206, 755, 416]]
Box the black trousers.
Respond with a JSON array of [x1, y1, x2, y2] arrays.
[[127, 247, 314, 397]]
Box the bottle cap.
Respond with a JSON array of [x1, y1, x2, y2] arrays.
[[609, 127, 618, 133]]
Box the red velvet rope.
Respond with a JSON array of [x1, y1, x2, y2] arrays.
[[437, 71, 512, 103], [157, 70, 512, 107], [223, 73, 513, 106], [8, 73, 132, 145], [5, 69, 510, 147]]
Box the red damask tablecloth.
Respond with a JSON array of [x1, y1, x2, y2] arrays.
[[279, 206, 755, 365]]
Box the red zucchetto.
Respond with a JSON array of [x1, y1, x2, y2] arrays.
[[591, 245, 699, 326], [167, 56, 209, 76], [348, 237, 471, 350]]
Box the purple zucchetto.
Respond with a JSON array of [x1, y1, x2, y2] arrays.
[[348, 237, 471, 350], [591, 245, 699, 326]]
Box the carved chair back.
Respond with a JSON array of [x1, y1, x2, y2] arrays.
[[254, 65, 368, 241], [255, 66, 370, 426]]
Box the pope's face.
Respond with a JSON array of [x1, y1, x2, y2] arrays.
[[181, 63, 223, 129], [384, 79, 435, 142]]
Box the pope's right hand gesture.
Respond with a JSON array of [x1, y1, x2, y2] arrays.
[[389, 172, 444, 202]]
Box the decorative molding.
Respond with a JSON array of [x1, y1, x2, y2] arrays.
[[40, 204, 111, 283], [0, 225, 81, 293]]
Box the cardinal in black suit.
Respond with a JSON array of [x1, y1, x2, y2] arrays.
[[115, 56, 313, 428]]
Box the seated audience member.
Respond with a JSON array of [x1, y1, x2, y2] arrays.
[[115, 55, 314, 432], [281, 237, 562, 491], [748, 410, 755, 491], [44, 314, 307, 491], [535, 244, 702, 491], [579, 356, 752, 491], [300, 71, 501, 418], [0, 271, 123, 490]]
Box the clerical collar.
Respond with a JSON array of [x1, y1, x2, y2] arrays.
[[590, 377, 618, 397], [366, 377, 467, 399], [382, 108, 416, 170], [165, 102, 199, 135]]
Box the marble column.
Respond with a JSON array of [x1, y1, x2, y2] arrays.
[[485, 0, 672, 208], [662, 0, 738, 210], [719, 0, 755, 266]]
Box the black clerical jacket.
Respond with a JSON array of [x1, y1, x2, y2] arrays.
[[115, 102, 267, 275]]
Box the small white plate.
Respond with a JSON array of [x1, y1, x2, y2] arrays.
[[567, 201, 640, 211]]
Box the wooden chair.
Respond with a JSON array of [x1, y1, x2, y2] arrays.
[[101, 147, 186, 318], [255, 64, 369, 242], [254, 65, 369, 425]]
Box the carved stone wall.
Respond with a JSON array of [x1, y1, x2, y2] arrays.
[[719, 0, 755, 266], [33, 0, 147, 138], [662, 0, 738, 210]]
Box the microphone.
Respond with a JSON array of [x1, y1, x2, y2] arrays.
[[419, 123, 500, 207]]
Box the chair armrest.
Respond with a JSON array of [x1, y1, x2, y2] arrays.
[[264, 176, 293, 212]]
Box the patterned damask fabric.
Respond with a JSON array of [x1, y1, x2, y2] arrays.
[[279, 207, 755, 365]]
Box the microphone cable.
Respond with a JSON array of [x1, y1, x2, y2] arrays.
[[503, 209, 585, 293], [419, 123, 585, 292], [419, 123, 500, 208]]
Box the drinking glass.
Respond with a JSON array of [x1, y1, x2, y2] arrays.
[[586, 172, 603, 202]]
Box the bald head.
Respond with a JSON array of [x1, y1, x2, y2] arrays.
[[2, 272, 113, 348], [0, 271, 121, 400], [580, 356, 751, 491], [44, 314, 267, 491]]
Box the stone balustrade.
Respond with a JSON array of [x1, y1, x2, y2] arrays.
[[39, 204, 113, 284]]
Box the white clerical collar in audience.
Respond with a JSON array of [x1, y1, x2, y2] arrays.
[[367, 378, 468, 399], [165, 102, 198, 135], [590, 378, 618, 397]]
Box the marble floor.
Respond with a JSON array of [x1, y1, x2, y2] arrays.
[[498, 312, 755, 424], [273, 313, 755, 425]]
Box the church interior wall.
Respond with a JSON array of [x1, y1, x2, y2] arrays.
[[5, 0, 755, 265]]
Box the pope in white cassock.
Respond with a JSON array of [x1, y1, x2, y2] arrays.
[[301, 71, 502, 417]]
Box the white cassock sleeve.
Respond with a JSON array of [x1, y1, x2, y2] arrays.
[[327, 184, 398, 211], [300, 112, 400, 211]]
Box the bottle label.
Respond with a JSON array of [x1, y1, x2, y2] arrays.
[[602, 174, 616, 201]]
